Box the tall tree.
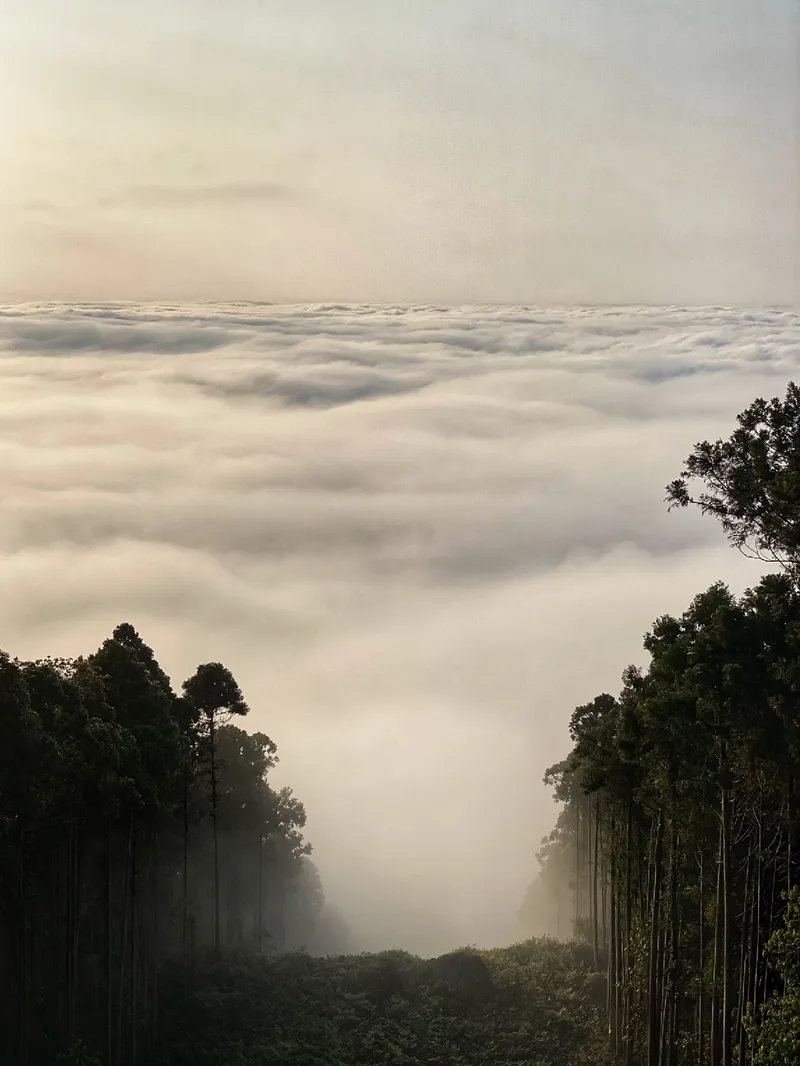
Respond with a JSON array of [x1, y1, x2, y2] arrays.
[[182, 663, 249, 954], [666, 380, 800, 573]]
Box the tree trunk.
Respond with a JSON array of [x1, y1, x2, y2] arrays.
[[575, 798, 581, 934], [130, 819, 137, 1066], [18, 826, 28, 1066], [787, 770, 793, 895], [65, 820, 74, 1051], [666, 815, 680, 1066], [750, 803, 763, 1025], [117, 818, 133, 1066], [698, 842, 705, 1066], [106, 817, 113, 1066], [762, 847, 779, 1005], [601, 833, 608, 954], [625, 792, 634, 1066], [721, 786, 732, 1066], [658, 921, 669, 1066], [711, 819, 723, 1066], [150, 823, 160, 1054], [609, 874, 618, 1053], [210, 713, 221, 954], [182, 756, 189, 971], [257, 788, 265, 954], [593, 795, 600, 969], [69, 822, 81, 1046], [608, 817, 619, 1055], [648, 810, 664, 1066], [736, 845, 752, 1066]]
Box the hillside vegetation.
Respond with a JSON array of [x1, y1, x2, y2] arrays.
[[149, 941, 612, 1066]]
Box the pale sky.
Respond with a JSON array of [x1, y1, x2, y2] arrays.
[[1, 0, 798, 304]]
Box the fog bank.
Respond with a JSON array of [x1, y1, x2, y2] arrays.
[[0, 302, 790, 954]]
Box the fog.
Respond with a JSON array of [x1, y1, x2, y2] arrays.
[[0, 302, 791, 955]]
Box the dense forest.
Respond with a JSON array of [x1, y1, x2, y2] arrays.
[[6, 381, 800, 1066], [0, 628, 348, 1064], [522, 381, 800, 1065]]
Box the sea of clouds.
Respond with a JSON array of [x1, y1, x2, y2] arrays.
[[1, 302, 797, 954]]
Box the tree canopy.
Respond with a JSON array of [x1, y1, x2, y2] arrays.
[[0, 625, 338, 1066]]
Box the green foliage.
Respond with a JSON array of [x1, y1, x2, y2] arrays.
[[56, 1041, 102, 1066], [152, 940, 613, 1066], [183, 661, 249, 720], [746, 888, 800, 1065], [666, 380, 800, 570]]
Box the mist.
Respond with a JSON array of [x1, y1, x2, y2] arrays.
[[0, 302, 792, 956]]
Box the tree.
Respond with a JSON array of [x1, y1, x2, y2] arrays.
[[525, 570, 800, 1066], [182, 664, 249, 954], [0, 626, 316, 1065], [666, 381, 800, 572], [745, 887, 800, 1065]]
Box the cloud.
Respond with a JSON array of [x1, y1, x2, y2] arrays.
[[0, 302, 796, 953]]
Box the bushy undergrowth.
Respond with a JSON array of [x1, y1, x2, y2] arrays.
[[152, 938, 612, 1066]]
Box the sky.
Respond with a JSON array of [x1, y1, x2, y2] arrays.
[[0, 301, 795, 953], [1, 0, 799, 305]]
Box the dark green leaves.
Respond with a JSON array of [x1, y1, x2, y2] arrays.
[[667, 381, 800, 571]]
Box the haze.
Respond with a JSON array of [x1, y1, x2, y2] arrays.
[[0, 302, 794, 953], [1, 0, 798, 306]]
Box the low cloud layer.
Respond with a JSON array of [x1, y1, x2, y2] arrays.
[[0, 303, 795, 953]]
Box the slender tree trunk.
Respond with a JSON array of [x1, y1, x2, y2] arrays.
[[625, 792, 634, 1066], [608, 818, 619, 1055], [711, 819, 723, 1066], [257, 788, 265, 954], [605, 827, 610, 955], [70, 823, 81, 1045], [721, 787, 732, 1066], [750, 805, 763, 1026], [106, 817, 113, 1066], [575, 798, 581, 934], [787, 771, 793, 895], [736, 845, 752, 1066], [210, 713, 221, 954], [593, 795, 600, 969], [648, 810, 664, 1066], [666, 815, 680, 1066], [150, 823, 159, 1053], [18, 826, 28, 1066], [658, 921, 669, 1066], [762, 847, 779, 1005], [130, 819, 137, 1066], [699, 841, 705, 1066], [117, 818, 133, 1066], [65, 820, 74, 1051], [609, 873, 618, 1053], [638, 819, 646, 924], [182, 756, 189, 970]]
